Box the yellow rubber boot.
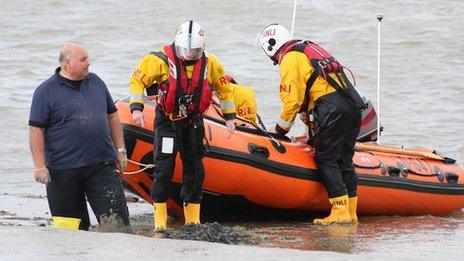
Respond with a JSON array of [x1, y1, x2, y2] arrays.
[[153, 203, 167, 231], [313, 195, 352, 225], [52, 216, 81, 230], [349, 196, 359, 224], [183, 203, 200, 225]]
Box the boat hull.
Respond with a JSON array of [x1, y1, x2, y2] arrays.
[[117, 99, 464, 216]]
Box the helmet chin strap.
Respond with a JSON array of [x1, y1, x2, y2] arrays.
[[183, 59, 198, 66], [271, 54, 279, 65], [271, 40, 301, 65], [270, 41, 289, 65]]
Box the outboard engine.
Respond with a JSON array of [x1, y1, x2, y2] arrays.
[[356, 87, 380, 142]]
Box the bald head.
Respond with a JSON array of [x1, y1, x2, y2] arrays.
[[59, 43, 83, 64], [58, 43, 91, 80]]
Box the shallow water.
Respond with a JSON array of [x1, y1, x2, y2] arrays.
[[0, 0, 463, 258]]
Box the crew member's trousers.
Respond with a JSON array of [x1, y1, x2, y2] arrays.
[[150, 108, 206, 204], [47, 163, 131, 230], [313, 92, 361, 198]]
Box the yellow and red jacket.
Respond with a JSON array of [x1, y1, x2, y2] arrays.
[[158, 44, 211, 116], [232, 83, 257, 124], [276, 41, 343, 132], [130, 44, 236, 119]]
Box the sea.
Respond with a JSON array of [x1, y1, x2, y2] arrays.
[[0, 0, 463, 259]]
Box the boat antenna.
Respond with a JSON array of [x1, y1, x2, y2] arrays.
[[290, 0, 298, 38], [377, 14, 383, 143]]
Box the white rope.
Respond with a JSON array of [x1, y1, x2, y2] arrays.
[[128, 159, 154, 167], [116, 159, 155, 175]]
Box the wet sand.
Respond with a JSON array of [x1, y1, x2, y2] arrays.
[[1, 189, 463, 260], [1, 225, 401, 261]]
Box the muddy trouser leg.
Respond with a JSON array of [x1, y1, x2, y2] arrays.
[[150, 115, 177, 203], [340, 110, 362, 198], [46, 167, 90, 230], [83, 163, 131, 232], [314, 93, 353, 198], [180, 121, 205, 204]]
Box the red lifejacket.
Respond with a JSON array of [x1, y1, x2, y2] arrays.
[[158, 44, 212, 118], [278, 40, 342, 80], [278, 40, 365, 111]]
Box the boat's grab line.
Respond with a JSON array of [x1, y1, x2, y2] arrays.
[[122, 124, 464, 195], [117, 159, 155, 175]]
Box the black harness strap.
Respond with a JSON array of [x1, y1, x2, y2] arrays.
[[292, 41, 364, 111], [325, 73, 364, 110], [299, 71, 318, 113], [290, 42, 317, 113], [150, 51, 168, 65], [150, 52, 169, 65], [145, 52, 169, 96]]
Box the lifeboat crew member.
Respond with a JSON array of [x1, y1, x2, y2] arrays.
[[129, 20, 236, 231], [224, 75, 258, 125], [258, 23, 364, 225]]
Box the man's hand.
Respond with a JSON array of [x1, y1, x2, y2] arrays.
[[132, 110, 145, 127], [117, 149, 128, 173], [34, 167, 51, 184], [225, 119, 236, 133]]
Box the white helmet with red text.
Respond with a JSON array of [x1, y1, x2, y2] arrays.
[[259, 23, 290, 59], [174, 20, 206, 61]]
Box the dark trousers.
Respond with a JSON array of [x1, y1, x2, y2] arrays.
[[46, 163, 130, 230], [313, 92, 361, 198], [150, 108, 206, 204]]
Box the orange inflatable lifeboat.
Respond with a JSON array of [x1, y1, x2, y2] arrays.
[[117, 98, 464, 216]]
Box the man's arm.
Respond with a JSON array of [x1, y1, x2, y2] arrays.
[[108, 112, 125, 149], [108, 112, 127, 173], [130, 54, 168, 127], [207, 54, 236, 133], [29, 126, 51, 184], [275, 52, 309, 134], [207, 54, 236, 118], [29, 126, 46, 168]]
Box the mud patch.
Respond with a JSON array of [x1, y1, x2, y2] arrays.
[[99, 212, 132, 234], [162, 222, 251, 245]]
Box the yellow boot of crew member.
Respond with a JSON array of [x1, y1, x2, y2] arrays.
[[183, 203, 200, 225], [349, 196, 359, 224], [153, 203, 167, 231], [313, 195, 352, 225], [52, 216, 81, 230]]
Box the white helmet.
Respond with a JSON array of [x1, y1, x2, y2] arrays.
[[259, 23, 290, 59], [174, 20, 206, 61]]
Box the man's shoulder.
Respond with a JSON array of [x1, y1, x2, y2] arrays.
[[206, 52, 222, 66], [285, 50, 307, 59], [206, 52, 218, 60], [87, 72, 102, 81], [86, 73, 107, 86], [281, 51, 307, 66], [35, 74, 59, 93], [144, 51, 167, 65]]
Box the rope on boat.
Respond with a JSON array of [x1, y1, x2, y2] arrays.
[[116, 159, 155, 175]]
